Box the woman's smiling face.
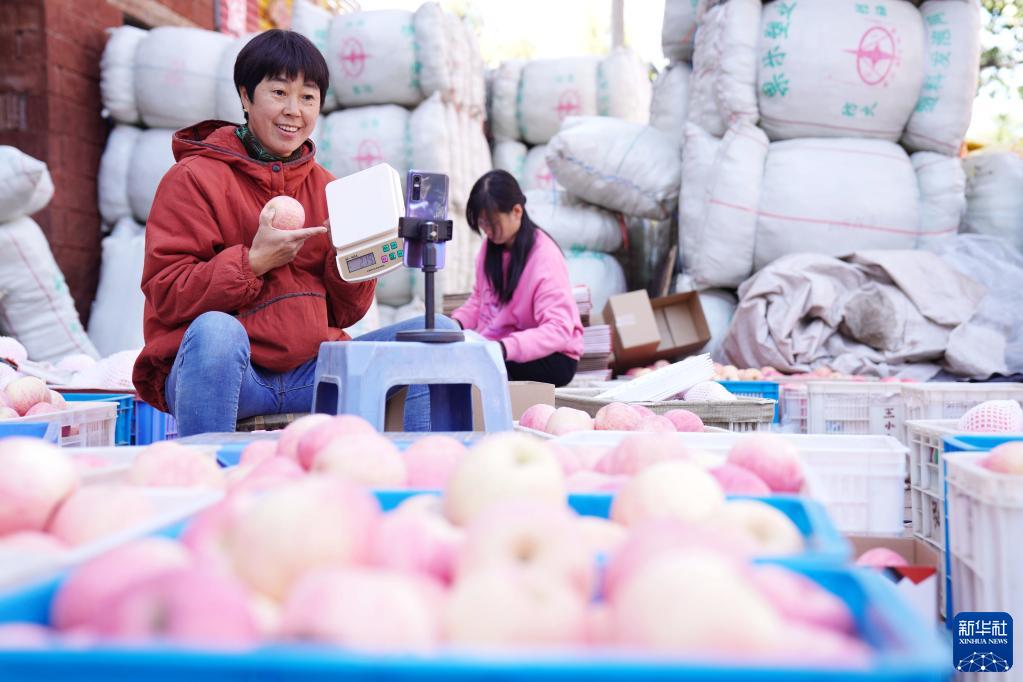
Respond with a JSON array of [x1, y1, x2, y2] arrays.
[[240, 74, 320, 158]]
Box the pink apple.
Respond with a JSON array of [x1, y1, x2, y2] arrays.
[[594, 402, 643, 431], [281, 567, 441, 651], [51, 537, 192, 631], [566, 470, 627, 492], [772, 624, 873, 668], [631, 404, 656, 418], [635, 415, 676, 433], [611, 550, 782, 654], [221, 476, 381, 600], [519, 403, 556, 431], [129, 442, 224, 489], [369, 501, 464, 583], [24, 402, 58, 416], [980, 441, 1023, 475], [312, 432, 407, 487], [575, 516, 628, 556], [403, 435, 467, 488], [443, 433, 566, 526], [47, 485, 157, 546], [855, 547, 909, 568], [584, 604, 613, 645], [595, 433, 690, 476], [265, 195, 306, 230], [456, 502, 595, 600], [4, 376, 50, 416], [228, 456, 306, 494], [48, 391, 67, 410], [726, 434, 805, 493], [711, 500, 804, 555], [0, 437, 78, 535], [56, 353, 96, 373], [444, 568, 587, 646], [180, 495, 248, 575], [545, 407, 594, 435], [0, 337, 28, 365], [95, 567, 260, 648], [295, 415, 377, 470], [749, 565, 855, 634], [238, 440, 277, 467], [0, 365, 19, 391], [0, 406, 18, 419], [0, 623, 54, 649], [275, 413, 331, 462], [709, 464, 772, 496], [547, 442, 585, 476], [611, 460, 725, 527], [663, 409, 704, 432]]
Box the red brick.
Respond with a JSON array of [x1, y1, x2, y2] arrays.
[[61, 135, 103, 175], [13, 27, 46, 62], [17, 2, 44, 31], [59, 67, 98, 107]]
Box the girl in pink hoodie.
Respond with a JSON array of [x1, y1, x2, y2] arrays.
[[452, 170, 584, 387]]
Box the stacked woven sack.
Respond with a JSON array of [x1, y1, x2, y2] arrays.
[[488, 50, 656, 312], [93, 1, 491, 348]]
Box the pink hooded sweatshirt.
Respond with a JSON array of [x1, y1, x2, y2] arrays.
[[452, 231, 584, 363]]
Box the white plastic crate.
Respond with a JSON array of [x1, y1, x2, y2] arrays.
[[553, 432, 907, 534], [945, 452, 1023, 662], [3, 402, 118, 448], [0, 487, 223, 592], [904, 419, 963, 551], [778, 381, 904, 439], [902, 382, 1023, 423]]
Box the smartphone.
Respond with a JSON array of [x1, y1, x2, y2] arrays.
[[403, 170, 449, 269]]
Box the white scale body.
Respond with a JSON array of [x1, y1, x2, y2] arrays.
[[326, 163, 406, 283]]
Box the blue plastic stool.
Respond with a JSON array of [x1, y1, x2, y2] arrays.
[[312, 340, 513, 432]]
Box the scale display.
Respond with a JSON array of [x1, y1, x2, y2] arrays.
[[345, 252, 377, 273]]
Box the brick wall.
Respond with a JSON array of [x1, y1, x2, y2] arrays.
[[0, 0, 214, 329]]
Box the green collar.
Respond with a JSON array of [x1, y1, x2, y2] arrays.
[[235, 125, 304, 163]]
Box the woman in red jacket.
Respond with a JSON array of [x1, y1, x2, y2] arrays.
[[132, 30, 458, 437]]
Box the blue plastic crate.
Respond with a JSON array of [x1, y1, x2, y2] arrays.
[[374, 491, 849, 570], [0, 421, 58, 443], [0, 564, 950, 682], [134, 400, 178, 445], [941, 434, 1023, 453], [719, 381, 781, 423], [62, 393, 134, 446]]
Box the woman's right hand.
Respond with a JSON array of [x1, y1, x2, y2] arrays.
[[247, 204, 327, 277]]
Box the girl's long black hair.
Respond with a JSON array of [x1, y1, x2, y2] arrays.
[[466, 170, 541, 305]]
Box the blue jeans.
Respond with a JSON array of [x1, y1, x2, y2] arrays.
[[165, 311, 461, 437]]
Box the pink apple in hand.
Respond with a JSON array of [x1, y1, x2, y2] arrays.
[[264, 195, 306, 230], [0, 437, 78, 535]]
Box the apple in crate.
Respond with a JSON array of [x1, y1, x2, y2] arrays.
[[402, 435, 467, 488], [594, 402, 642, 431], [636, 415, 676, 433], [228, 456, 305, 494], [263, 195, 305, 230], [0, 407, 18, 419], [47, 485, 157, 546], [281, 567, 441, 652], [222, 477, 380, 601], [129, 442, 224, 489], [51, 537, 192, 631], [3, 376, 50, 416], [519, 403, 556, 431], [96, 567, 261, 648], [275, 413, 331, 462], [749, 565, 855, 634], [443, 433, 566, 526], [25, 402, 58, 417], [295, 414, 377, 470], [369, 495, 464, 584], [0, 623, 54, 649], [238, 440, 277, 467], [664, 409, 704, 432], [611, 460, 725, 526], [312, 432, 407, 487], [981, 441, 1023, 475], [444, 568, 587, 646], [595, 433, 689, 476], [565, 470, 627, 492], [709, 464, 771, 496], [456, 502, 595, 600], [545, 407, 594, 435], [726, 434, 805, 493], [710, 500, 805, 555], [855, 547, 908, 568], [0, 438, 77, 535], [575, 516, 628, 555]]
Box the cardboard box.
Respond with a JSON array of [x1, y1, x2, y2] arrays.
[[847, 534, 940, 625], [384, 381, 554, 432], [603, 290, 711, 370]]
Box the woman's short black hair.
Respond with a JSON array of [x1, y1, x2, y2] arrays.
[[234, 30, 330, 118]]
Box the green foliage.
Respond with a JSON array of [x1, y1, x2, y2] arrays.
[[979, 0, 1023, 98]]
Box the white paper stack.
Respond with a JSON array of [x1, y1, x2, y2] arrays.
[[596, 353, 714, 403]]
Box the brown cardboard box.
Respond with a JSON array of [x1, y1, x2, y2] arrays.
[[384, 381, 555, 432], [601, 291, 661, 368], [648, 292, 712, 363], [847, 534, 941, 625]]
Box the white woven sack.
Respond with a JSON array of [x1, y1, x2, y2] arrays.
[[0, 217, 99, 362], [98, 125, 141, 228], [445, 105, 467, 207], [468, 112, 492, 183], [754, 138, 920, 270], [409, 93, 451, 179], [697, 288, 738, 361], [444, 12, 471, 109], [127, 129, 176, 224], [757, 0, 924, 142], [902, 0, 981, 155], [650, 63, 692, 146], [489, 60, 524, 141], [688, 0, 761, 138], [316, 106, 410, 182], [518, 57, 600, 145], [135, 27, 231, 129], [465, 24, 487, 114], [291, 0, 340, 112], [913, 151, 964, 251], [662, 0, 706, 64], [87, 217, 146, 356], [215, 33, 257, 125], [598, 48, 651, 125], [100, 26, 146, 125], [327, 10, 421, 107], [0, 147, 55, 223], [414, 3, 452, 104], [523, 145, 560, 192], [492, 140, 527, 186], [679, 121, 768, 289], [962, 151, 1023, 252], [526, 190, 623, 253], [564, 250, 627, 313], [546, 117, 681, 220]]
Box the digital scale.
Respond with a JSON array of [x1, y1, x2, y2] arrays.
[[326, 163, 406, 283]]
